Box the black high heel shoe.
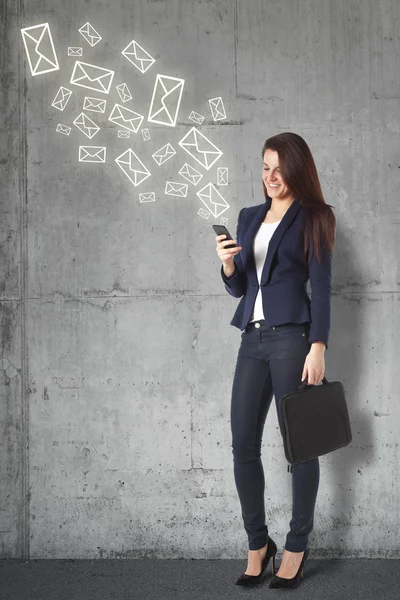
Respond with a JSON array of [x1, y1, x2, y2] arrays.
[[235, 537, 277, 586], [268, 548, 309, 589]]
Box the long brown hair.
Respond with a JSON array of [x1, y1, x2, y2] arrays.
[[261, 132, 336, 263]]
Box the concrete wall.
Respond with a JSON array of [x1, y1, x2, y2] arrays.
[[1, 0, 399, 558]]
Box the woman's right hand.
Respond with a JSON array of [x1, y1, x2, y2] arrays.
[[215, 235, 243, 266]]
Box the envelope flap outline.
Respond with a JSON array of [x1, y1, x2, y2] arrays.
[[110, 104, 142, 119], [109, 104, 144, 132], [116, 149, 150, 174], [22, 26, 47, 44], [131, 41, 153, 61], [85, 97, 105, 109], [154, 143, 175, 157], [115, 149, 151, 187], [193, 131, 221, 154], [70, 61, 114, 94], [198, 184, 228, 207], [74, 63, 111, 83], [80, 146, 105, 158], [122, 40, 155, 66], [148, 74, 185, 126]]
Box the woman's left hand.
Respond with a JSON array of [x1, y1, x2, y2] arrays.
[[302, 342, 326, 384]]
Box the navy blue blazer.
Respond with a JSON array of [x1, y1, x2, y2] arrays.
[[220, 197, 332, 348]]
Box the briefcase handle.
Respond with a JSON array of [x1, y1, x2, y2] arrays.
[[298, 376, 329, 391]]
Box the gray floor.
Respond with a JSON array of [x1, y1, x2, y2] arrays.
[[1, 558, 399, 600]]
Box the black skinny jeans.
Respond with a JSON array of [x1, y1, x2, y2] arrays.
[[230, 319, 320, 552]]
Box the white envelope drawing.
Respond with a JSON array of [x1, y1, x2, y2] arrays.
[[178, 163, 203, 186], [165, 181, 188, 197], [118, 130, 130, 138], [79, 146, 106, 163], [141, 128, 151, 141], [79, 22, 102, 47], [70, 61, 114, 94], [21, 23, 59, 76], [121, 40, 155, 74], [220, 217, 228, 226], [178, 127, 223, 171], [217, 167, 228, 185], [209, 96, 227, 121], [116, 83, 132, 103], [196, 183, 229, 218], [188, 111, 205, 125], [198, 208, 210, 219], [68, 47, 83, 56], [148, 74, 185, 127], [115, 149, 151, 187], [152, 143, 176, 166], [73, 112, 100, 139], [52, 86, 72, 111], [56, 124, 71, 136], [83, 96, 107, 113], [139, 192, 156, 203], [109, 104, 144, 133]]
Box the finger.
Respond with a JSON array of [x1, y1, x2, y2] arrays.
[[215, 234, 227, 241], [220, 247, 242, 257], [221, 239, 238, 247], [301, 364, 308, 381], [216, 239, 234, 249], [307, 369, 315, 385]]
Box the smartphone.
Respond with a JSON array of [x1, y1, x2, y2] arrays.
[[212, 224, 238, 249]]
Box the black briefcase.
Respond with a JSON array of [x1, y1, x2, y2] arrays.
[[278, 377, 352, 465]]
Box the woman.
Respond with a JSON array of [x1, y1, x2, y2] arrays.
[[216, 132, 336, 589]]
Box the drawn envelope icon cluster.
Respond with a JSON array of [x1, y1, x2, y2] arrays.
[[23, 22, 231, 220]]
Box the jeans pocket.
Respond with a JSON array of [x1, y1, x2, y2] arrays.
[[273, 323, 309, 338], [240, 328, 258, 343]]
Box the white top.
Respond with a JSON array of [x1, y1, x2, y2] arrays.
[[249, 220, 281, 322]]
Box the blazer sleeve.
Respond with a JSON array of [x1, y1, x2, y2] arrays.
[[220, 207, 247, 298], [308, 243, 332, 349]]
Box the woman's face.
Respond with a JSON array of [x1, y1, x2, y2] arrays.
[[262, 149, 292, 200]]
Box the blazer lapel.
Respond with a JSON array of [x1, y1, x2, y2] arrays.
[[243, 197, 302, 286]]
